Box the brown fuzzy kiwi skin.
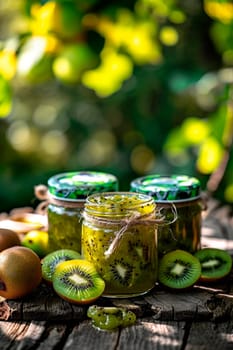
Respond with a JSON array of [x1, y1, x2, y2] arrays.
[[198, 268, 232, 283], [0, 246, 42, 299], [0, 228, 21, 252]]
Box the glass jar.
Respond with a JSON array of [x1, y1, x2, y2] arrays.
[[81, 192, 158, 298], [47, 171, 118, 253], [130, 175, 204, 257]]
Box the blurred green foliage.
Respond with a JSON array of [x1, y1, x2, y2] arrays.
[[0, 0, 233, 211]]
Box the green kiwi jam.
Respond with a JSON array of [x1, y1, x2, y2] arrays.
[[81, 192, 158, 298], [47, 171, 118, 253], [130, 175, 204, 257]]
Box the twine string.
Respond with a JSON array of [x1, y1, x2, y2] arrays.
[[104, 212, 159, 257]]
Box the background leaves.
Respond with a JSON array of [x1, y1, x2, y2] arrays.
[[0, 0, 232, 211]]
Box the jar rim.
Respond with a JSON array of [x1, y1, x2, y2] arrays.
[[84, 191, 155, 217], [130, 174, 201, 202]]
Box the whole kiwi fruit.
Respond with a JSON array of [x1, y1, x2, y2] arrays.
[[0, 228, 21, 252], [52, 259, 105, 304], [0, 246, 42, 299], [158, 249, 201, 290]]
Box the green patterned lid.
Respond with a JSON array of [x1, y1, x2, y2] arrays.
[[130, 175, 201, 202], [48, 171, 118, 200]]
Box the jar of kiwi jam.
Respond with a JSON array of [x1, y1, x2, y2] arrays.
[[130, 175, 204, 257], [47, 171, 118, 253], [82, 192, 158, 298]]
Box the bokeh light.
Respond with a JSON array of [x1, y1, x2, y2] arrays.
[[40, 130, 68, 157], [130, 144, 156, 174], [32, 105, 58, 127], [6, 121, 38, 152], [74, 130, 117, 167], [182, 117, 210, 145], [159, 26, 179, 46]]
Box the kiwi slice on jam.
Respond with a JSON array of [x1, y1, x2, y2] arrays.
[[103, 258, 134, 286], [52, 259, 105, 304], [194, 248, 232, 282], [41, 249, 82, 283], [128, 239, 149, 262], [87, 305, 136, 331], [158, 249, 201, 289]]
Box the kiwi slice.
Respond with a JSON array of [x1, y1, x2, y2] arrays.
[[52, 259, 105, 304], [87, 305, 136, 330], [103, 257, 136, 287], [41, 249, 82, 283], [194, 248, 232, 282], [128, 239, 149, 262], [158, 249, 201, 289]]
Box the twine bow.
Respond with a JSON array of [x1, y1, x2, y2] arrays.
[[104, 212, 162, 256]]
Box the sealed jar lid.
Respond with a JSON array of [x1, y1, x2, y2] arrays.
[[48, 171, 118, 200], [130, 175, 201, 202]]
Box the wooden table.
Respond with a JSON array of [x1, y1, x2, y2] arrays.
[[0, 198, 233, 349]]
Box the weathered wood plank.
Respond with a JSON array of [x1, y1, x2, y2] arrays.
[[6, 284, 87, 322], [2, 278, 233, 323], [62, 320, 119, 350], [0, 321, 70, 350], [117, 319, 185, 350], [3, 291, 232, 324], [143, 291, 175, 320], [144, 289, 212, 321], [204, 294, 233, 322], [36, 324, 67, 350], [185, 320, 233, 350], [0, 322, 27, 349], [0, 321, 46, 350]]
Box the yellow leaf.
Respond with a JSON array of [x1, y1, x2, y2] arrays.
[[196, 137, 224, 174], [0, 50, 17, 80]]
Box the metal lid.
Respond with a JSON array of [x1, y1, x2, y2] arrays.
[[48, 171, 118, 201], [130, 175, 201, 202]]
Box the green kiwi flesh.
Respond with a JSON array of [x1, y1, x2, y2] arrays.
[[103, 257, 135, 287], [52, 259, 105, 304], [194, 248, 232, 281], [87, 305, 136, 330], [41, 249, 81, 283], [158, 249, 201, 289]]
